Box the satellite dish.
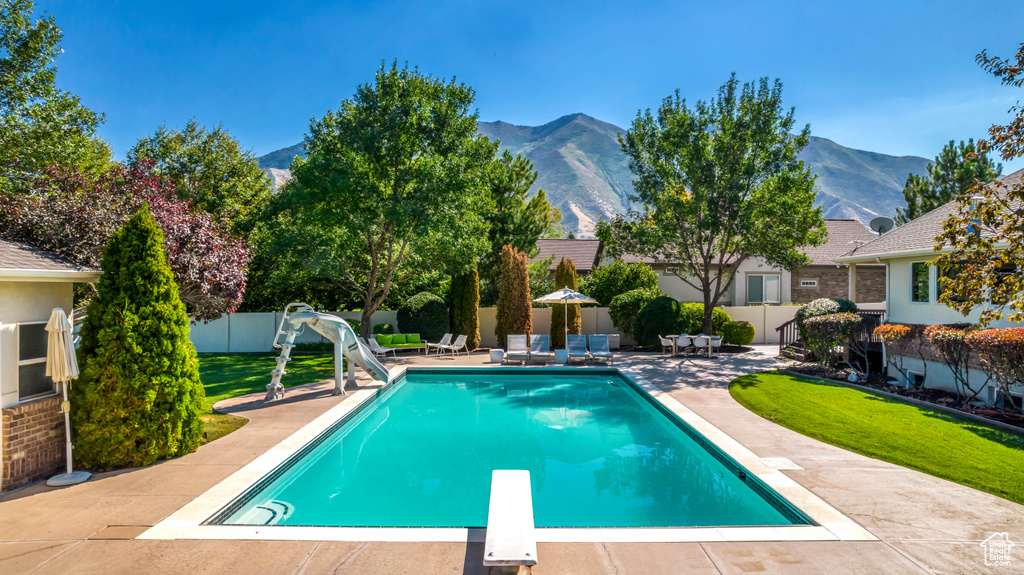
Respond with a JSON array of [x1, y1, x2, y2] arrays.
[[870, 216, 894, 235]]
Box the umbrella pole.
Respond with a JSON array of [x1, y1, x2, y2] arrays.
[[564, 304, 568, 349], [62, 382, 72, 475]]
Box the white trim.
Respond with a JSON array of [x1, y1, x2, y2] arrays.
[[16, 321, 57, 402], [141, 366, 873, 543], [0, 269, 101, 282]]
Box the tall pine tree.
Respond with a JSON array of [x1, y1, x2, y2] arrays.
[[550, 257, 582, 348], [71, 205, 205, 469], [895, 139, 1002, 224]]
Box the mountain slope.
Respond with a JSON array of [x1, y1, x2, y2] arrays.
[[258, 114, 930, 236]]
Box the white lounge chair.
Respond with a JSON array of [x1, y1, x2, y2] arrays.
[[426, 333, 452, 355], [505, 335, 529, 364], [365, 337, 396, 359], [529, 334, 554, 363], [440, 334, 469, 356], [589, 335, 613, 364], [566, 334, 591, 363], [659, 335, 674, 356]]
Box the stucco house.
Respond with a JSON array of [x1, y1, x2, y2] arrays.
[[1, 239, 100, 491], [835, 167, 1024, 403], [614, 219, 885, 306]]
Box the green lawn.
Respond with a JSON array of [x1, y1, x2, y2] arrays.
[[197, 352, 338, 442], [729, 371, 1024, 505]]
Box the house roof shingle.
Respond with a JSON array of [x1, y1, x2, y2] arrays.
[[802, 219, 878, 266], [0, 238, 99, 275], [532, 238, 603, 272], [836, 167, 1024, 262]]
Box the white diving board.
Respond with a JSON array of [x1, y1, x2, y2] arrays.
[[483, 470, 538, 573]]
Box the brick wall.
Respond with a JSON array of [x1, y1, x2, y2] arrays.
[[886, 323, 985, 371], [791, 265, 886, 304], [2, 396, 65, 491]]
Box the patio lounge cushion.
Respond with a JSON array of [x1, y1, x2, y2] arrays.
[[407, 333, 421, 344], [391, 334, 407, 345], [376, 334, 393, 346]]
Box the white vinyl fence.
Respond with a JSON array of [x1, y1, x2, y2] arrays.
[[189, 306, 796, 352]]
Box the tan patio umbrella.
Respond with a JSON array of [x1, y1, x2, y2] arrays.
[[533, 287, 598, 348], [45, 308, 91, 486]]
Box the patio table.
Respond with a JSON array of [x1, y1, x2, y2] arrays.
[[666, 334, 681, 356]]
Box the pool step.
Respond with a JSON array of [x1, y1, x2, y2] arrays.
[[484, 470, 537, 572]]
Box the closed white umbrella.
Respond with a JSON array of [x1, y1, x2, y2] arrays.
[[533, 287, 598, 348], [45, 308, 90, 486]]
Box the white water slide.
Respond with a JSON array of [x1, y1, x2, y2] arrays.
[[266, 303, 389, 401]]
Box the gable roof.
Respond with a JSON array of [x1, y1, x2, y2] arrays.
[[802, 219, 878, 266], [836, 167, 1024, 263], [532, 238, 603, 272], [0, 238, 100, 281]]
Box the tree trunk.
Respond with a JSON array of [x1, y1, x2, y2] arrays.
[[360, 308, 374, 340], [703, 291, 715, 335]]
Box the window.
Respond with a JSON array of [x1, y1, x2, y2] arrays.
[[799, 279, 818, 288], [938, 265, 968, 303], [991, 262, 1017, 305], [747, 274, 780, 304], [18, 322, 54, 400], [664, 267, 680, 275], [910, 262, 930, 303]]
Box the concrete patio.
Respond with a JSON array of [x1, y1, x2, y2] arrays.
[[1, 346, 1021, 574]]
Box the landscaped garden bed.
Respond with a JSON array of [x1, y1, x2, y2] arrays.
[[787, 363, 1024, 431], [730, 370, 1024, 505]]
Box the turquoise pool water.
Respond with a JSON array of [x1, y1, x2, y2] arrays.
[[214, 369, 810, 528]]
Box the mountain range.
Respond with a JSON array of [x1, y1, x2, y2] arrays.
[[258, 113, 931, 236]]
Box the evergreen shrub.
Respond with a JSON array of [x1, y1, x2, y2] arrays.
[[450, 264, 480, 350], [723, 321, 756, 346], [608, 287, 660, 338], [579, 260, 658, 306], [550, 257, 581, 348], [397, 292, 450, 341], [634, 296, 684, 348], [71, 205, 205, 469], [796, 297, 858, 340], [373, 323, 393, 334], [495, 245, 532, 349]]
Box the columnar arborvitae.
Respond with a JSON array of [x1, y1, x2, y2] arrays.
[[450, 263, 481, 350], [71, 205, 205, 469], [495, 245, 532, 349], [550, 257, 582, 348]]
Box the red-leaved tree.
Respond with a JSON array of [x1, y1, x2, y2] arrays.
[[0, 162, 249, 321]]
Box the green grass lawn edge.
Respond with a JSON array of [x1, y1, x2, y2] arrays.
[[728, 370, 1024, 506]]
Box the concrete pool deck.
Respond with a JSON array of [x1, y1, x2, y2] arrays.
[[2, 346, 1022, 573]]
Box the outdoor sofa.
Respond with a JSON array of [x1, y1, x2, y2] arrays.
[[375, 333, 427, 353]]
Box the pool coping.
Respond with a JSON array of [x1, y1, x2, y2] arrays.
[[139, 365, 876, 543]]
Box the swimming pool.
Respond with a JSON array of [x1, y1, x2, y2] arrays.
[[208, 368, 811, 528]]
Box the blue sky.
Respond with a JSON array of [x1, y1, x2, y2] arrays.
[[46, 0, 1024, 171]]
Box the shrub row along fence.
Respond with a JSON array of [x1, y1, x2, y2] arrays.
[[188, 306, 798, 353]]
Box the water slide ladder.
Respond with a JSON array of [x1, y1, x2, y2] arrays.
[[266, 303, 389, 401]]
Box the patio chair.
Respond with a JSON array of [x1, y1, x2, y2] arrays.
[[529, 334, 555, 363], [426, 333, 452, 355], [566, 334, 591, 363], [440, 334, 469, 357], [709, 336, 723, 357], [659, 335, 674, 356], [366, 337, 397, 359], [505, 335, 529, 364], [692, 335, 710, 357], [677, 335, 694, 355], [589, 334, 614, 365]]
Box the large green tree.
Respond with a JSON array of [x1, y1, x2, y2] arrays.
[[265, 61, 496, 338], [479, 150, 561, 304], [598, 75, 825, 333], [71, 205, 205, 469], [936, 42, 1024, 325], [127, 119, 273, 234], [895, 139, 1001, 225], [0, 0, 109, 190]]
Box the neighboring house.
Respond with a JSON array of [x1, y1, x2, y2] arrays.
[[835, 167, 1024, 403], [614, 219, 884, 306], [0, 239, 100, 491], [531, 238, 603, 277]]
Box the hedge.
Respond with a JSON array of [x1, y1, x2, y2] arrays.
[[796, 297, 858, 340], [803, 312, 863, 367], [608, 287, 661, 337], [722, 321, 756, 346], [397, 292, 450, 342]]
